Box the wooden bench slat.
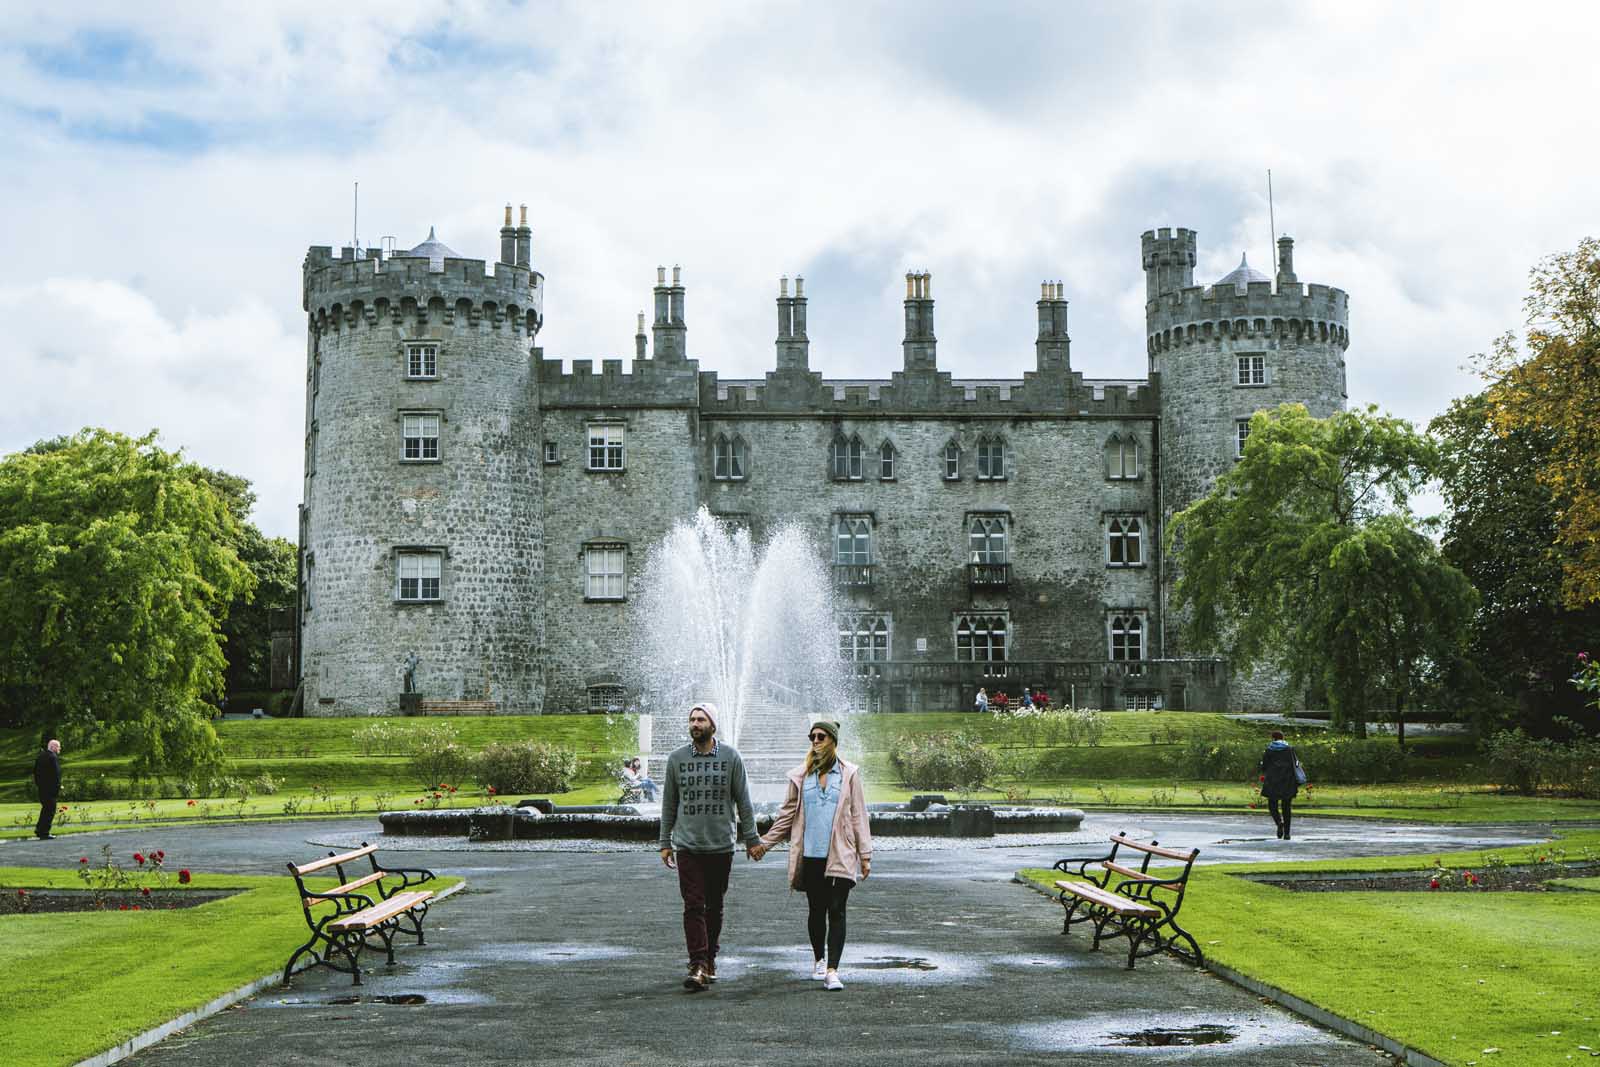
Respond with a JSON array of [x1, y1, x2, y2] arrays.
[[1102, 859, 1165, 883], [302, 871, 388, 908], [1110, 834, 1198, 862], [1054, 880, 1160, 916], [326, 890, 432, 932], [293, 845, 379, 877]]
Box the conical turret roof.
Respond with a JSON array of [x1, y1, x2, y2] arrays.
[[404, 227, 460, 265], [1214, 253, 1271, 293]]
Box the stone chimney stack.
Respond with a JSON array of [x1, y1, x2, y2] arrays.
[[776, 275, 810, 371], [653, 265, 686, 361], [635, 311, 647, 360], [499, 204, 516, 265], [514, 204, 532, 267], [902, 271, 936, 372], [1035, 280, 1071, 373], [1276, 235, 1298, 290]]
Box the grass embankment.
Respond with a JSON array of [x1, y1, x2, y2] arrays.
[[1019, 828, 1600, 1066], [0, 863, 461, 1067]]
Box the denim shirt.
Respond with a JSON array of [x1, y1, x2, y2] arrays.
[[802, 767, 842, 858]]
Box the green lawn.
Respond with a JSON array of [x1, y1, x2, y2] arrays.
[[0, 863, 461, 1067], [1020, 828, 1600, 1066]]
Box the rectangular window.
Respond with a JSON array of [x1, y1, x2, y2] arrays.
[[1235, 418, 1251, 459], [955, 614, 1008, 662], [587, 684, 626, 714], [977, 437, 1006, 480], [968, 515, 1008, 564], [1109, 613, 1146, 661], [588, 425, 625, 471], [1236, 354, 1265, 386], [834, 515, 872, 564], [879, 443, 896, 481], [713, 435, 747, 480], [397, 551, 443, 602], [401, 414, 440, 461], [585, 544, 627, 600], [837, 614, 891, 661], [1107, 435, 1139, 480], [406, 343, 439, 379], [543, 441, 560, 464], [1106, 515, 1144, 567]]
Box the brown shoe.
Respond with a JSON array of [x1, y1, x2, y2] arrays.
[[705, 959, 718, 982], [683, 964, 709, 991]]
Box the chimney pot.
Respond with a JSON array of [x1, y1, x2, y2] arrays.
[[795, 275, 804, 297], [672, 265, 681, 286], [657, 266, 666, 285], [780, 275, 789, 297], [519, 204, 528, 227], [504, 203, 513, 226]]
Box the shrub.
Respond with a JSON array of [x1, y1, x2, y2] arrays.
[[1165, 733, 1411, 784], [889, 731, 997, 791], [473, 741, 579, 794], [1484, 729, 1600, 797]]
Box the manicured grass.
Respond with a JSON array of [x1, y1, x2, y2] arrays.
[[0, 863, 461, 1067], [1019, 829, 1600, 1066]]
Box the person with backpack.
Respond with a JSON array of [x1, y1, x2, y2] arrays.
[[1258, 730, 1302, 839]]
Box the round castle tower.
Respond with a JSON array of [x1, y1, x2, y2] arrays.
[[299, 207, 546, 715], [1144, 226, 1349, 666]]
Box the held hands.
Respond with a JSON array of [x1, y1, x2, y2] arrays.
[[746, 842, 766, 861], [660, 847, 676, 869]]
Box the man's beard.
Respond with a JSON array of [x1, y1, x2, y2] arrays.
[[689, 725, 711, 743]]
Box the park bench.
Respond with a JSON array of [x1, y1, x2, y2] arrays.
[[283, 843, 435, 986], [418, 699, 498, 715], [1051, 832, 1203, 970]]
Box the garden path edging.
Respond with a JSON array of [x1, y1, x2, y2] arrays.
[[1012, 876, 1447, 1067], [70, 880, 466, 1067]]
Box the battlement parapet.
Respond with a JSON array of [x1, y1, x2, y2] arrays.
[[536, 355, 700, 407], [1146, 280, 1349, 354], [303, 246, 543, 335], [692, 366, 1157, 418]]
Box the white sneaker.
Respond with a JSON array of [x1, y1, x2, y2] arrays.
[[812, 958, 827, 980], [824, 970, 844, 991]]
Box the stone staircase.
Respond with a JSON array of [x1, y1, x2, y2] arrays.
[[648, 696, 814, 798]]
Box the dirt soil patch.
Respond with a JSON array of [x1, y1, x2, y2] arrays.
[[0, 888, 240, 914], [1245, 863, 1600, 893]]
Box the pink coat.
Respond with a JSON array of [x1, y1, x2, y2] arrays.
[[760, 757, 873, 888]]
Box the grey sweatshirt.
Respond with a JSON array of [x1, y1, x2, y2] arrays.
[[657, 741, 759, 853]]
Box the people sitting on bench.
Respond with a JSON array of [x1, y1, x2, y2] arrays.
[[621, 757, 659, 802]]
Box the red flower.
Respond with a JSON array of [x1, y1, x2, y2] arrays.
[[58, 805, 68, 813], [448, 786, 457, 793], [16, 889, 25, 898], [178, 870, 191, 884], [80, 857, 88, 864], [487, 786, 497, 795], [186, 799, 196, 806], [141, 887, 151, 897], [119, 904, 128, 911], [155, 850, 165, 861], [1581, 651, 1590, 662], [133, 853, 145, 865], [132, 904, 141, 910], [1428, 879, 1440, 889], [1258, 774, 1265, 782]]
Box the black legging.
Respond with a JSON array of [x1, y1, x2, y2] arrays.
[[1268, 796, 1293, 835], [801, 857, 854, 969]]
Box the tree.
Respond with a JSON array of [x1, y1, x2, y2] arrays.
[[1168, 404, 1477, 735], [1481, 237, 1600, 607], [0, 429, 254, 778], [1432, 391, 1600, 732]]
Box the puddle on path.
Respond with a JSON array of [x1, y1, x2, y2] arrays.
[[325, 993, 428, 1006], [854, 956, 939, 971], [1109, 1025, 1237, 1046], [976, 1009, 1337, 1055], [451, 941, 636, 964]]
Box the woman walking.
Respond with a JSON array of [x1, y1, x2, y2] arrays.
[[1259, 730, 1300, 839], [752, 719, 872, 990]]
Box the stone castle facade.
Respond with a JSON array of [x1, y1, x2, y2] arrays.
[[296, 207, 1349, 716]]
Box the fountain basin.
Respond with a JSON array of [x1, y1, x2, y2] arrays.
[[380, 802, 1083, 841]]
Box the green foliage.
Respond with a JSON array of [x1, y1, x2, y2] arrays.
[[0, 429, 253, 780], [888, 731, 997, 790], [1164, 733, 1410, 784], [1482, 728, 1600, 797], [408, 725, 469, 788], [1169, 404, 1477, 734], [1432, 392, 1600, 730], [472, 741, 579, 793]]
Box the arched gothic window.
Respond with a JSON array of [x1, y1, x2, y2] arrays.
[[1109, 613, 1145, 661], [942, 439, 962, 480], [977, 435, 1007, 480], [1105, 433, 1139, 480], [713, 433, 747, 480], [830, 433, 864, 480], [878, 440, 896, 481], [955, 614, 1008, 662]]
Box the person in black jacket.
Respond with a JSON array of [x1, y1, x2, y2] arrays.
[[33, 738, 62, 840], [1258, 730, 1299, 840]]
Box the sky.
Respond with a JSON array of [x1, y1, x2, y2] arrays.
[[4, 2, 1598, 540]]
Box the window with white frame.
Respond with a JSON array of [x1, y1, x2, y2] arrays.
[[587, 684, 626, 714], [955, 614, 1008, 661], [543, 440, 559, 464], [1106, 515, 1144, 567], [1235, 418, 1252, 459], [713, 433, 747, 480], [879, 440, 896, 481], [1109, 612, 1146, 661], [1237, 354, 1266, 386], [396, 551, 443, 602], [834, 515, 872, 564], [830, 433, 864, 480], [1105, 433, 1139, 479], [968, 514, 1008, 564], [838, 614, 891, 661], [588, 424, 625, 470], [942, 440, 962, 480], [584, 543, 627, 600], [405, 342, 439, 379], [977, 435, 1006, 480], [401, 413, 440, 461]]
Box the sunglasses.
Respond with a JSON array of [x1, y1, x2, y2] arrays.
[[809, 732, 831, 741]]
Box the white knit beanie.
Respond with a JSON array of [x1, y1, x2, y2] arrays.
[[690, 701, 719, 733]]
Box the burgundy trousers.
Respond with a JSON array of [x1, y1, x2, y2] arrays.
[[676, 850, 733, 967]]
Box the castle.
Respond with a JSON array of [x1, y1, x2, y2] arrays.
[[295, 206, 1349, 715]]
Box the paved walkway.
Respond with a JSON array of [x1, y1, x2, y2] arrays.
[[9, 814, 1562, 1066]]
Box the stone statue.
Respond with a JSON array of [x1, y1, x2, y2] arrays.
[[402, 651, 420, 694]]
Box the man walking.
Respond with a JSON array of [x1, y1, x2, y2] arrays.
[[33, 737, 62, 840], [658, 702, 761, 991]]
